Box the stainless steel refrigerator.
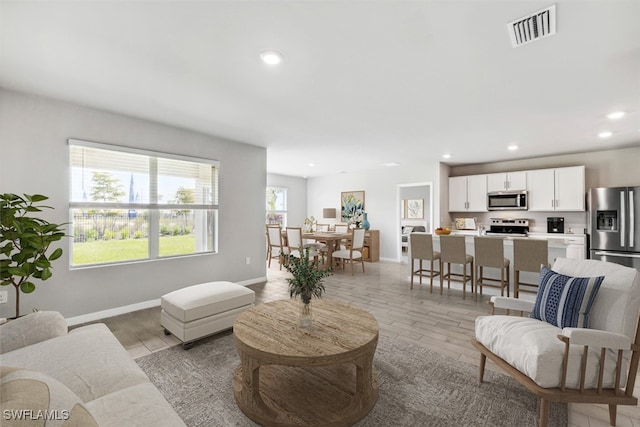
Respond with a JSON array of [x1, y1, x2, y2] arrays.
[[589, 187, 640, 270]]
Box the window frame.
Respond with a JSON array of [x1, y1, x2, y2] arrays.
[[68, 138, 219, 268], [266, 186, 287, 227]]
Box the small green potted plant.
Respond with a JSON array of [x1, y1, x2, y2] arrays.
[[284, 247, 331, 329], [0, 194, 66, 318]]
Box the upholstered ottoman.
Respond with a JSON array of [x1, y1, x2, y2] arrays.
[[160, 281, 255, 349]]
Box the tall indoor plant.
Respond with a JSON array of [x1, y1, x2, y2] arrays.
[[0, 194, 66, 317], [284, 247, 331, 328]]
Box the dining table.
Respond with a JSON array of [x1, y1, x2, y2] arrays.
[[302, 231, 351, 269]]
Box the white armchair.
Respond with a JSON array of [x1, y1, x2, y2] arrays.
[[472, 258, 640, 427]]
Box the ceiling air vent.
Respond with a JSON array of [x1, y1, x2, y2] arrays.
[[507, 4, 556, 48]]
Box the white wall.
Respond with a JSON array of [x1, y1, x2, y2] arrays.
[[0, 89, 267, 319], [307, 162, 442, 261], [266, 173, 307, 227]]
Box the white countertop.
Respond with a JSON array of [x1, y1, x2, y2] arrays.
[[433, 231, 586, 249]]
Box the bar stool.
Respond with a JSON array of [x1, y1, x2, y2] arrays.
[[439, 235, 474, 300], [410, 233, 441, 292], [513, 239, 549, 298], [474, 237, 510, 300]]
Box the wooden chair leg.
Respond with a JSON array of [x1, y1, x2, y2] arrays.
[[419, 260, 423, 284], [429, 259, 434, 293], [462, 264, 467, 300], [410, 258, 414, 289], [514, 270, 520, 298], [439, 260, 444, 295], [539, 398, 550, 427], [479, 353, 487, 383], [361, 258, 365, 273], [609, 404, 617, 426]]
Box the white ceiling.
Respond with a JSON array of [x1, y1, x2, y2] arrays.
[[1, 1, 639, 178]]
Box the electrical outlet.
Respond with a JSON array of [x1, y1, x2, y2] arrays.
[[0, 291, 8, 304], [245, 257, 251, 265]]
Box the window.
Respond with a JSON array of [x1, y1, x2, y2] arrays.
[[69, 139, 218, 267], [266, 187, 287, 226]]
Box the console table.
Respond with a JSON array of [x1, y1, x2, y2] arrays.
[[232, 299, 379, 427]]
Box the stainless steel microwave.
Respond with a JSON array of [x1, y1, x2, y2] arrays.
[[487, 191, 528, 211]]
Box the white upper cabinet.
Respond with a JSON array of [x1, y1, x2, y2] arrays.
[[527, 166, 585, 211], [449, 175, 488, 212], [487, 171, 527, 192]]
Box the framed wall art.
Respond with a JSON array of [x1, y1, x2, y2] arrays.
[[341, 191, 365, 222], [406, 199, 424, 219]]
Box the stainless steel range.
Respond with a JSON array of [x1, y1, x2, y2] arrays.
[[485, 218, 530, 236]]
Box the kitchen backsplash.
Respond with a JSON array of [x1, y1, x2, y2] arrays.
[[447, 211, 587, 234]]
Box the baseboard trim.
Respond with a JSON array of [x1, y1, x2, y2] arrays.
[[66, 299, 161, 327], [238, 276, 268, 286], [65, 276, 268, 326]]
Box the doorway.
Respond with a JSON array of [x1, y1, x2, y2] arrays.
[[397, 182, 433, 263]]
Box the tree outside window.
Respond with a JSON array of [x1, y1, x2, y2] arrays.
[[266, 187, 287, 226]]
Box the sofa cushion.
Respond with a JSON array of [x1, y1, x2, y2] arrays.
[[475, 315, 627, 388], [0, 311, 68, 355], [530, 266, 604, 328], [85, 382, 186, 427], [0, 324, 149, 403], [0, 366, 99, 427]]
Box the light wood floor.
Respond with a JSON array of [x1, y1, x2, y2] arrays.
[[89, 260, 640, 427]]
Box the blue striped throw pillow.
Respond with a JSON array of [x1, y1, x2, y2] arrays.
[[530, 266, 604, 328]]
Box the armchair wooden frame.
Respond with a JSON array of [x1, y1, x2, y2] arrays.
[[471, 298, 640, 427]]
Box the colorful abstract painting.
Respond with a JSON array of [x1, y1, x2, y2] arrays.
[[341, 191, 365, 222]]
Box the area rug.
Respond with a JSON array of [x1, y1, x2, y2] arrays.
[[137, 331, 567, 427]]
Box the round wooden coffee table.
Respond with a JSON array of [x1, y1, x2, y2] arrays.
[[232, 299, 379, 427]]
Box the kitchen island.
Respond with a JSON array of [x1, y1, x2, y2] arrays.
[[407, 232, 586, 298]]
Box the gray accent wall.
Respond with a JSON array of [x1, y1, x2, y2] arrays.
[[0, 89, 267, 318]]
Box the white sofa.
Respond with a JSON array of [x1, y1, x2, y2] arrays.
[[0, 311, 185, 427]]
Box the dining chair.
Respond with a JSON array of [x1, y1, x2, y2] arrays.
[[266, 225, 287, 270], [474, 236, 510, 299], [410, 233, 440, 292], [334, 224, 349, 233], [513, 239, 549, 298], [286, 227, 319, 260], [439, 235, 474, 300], [333, 224, 350, 250], [316, 224, 329, 232], [332, 228, 366, 275]]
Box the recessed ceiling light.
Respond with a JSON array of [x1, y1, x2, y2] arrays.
[[598, 131, 613, 139], [260, 51, 283, 65], [308, 163, 315, 167], [383, 162, 400, 167], [607, 111, 625, 120], [442, 154, 451, 159], [508, 145, 519, 151]]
